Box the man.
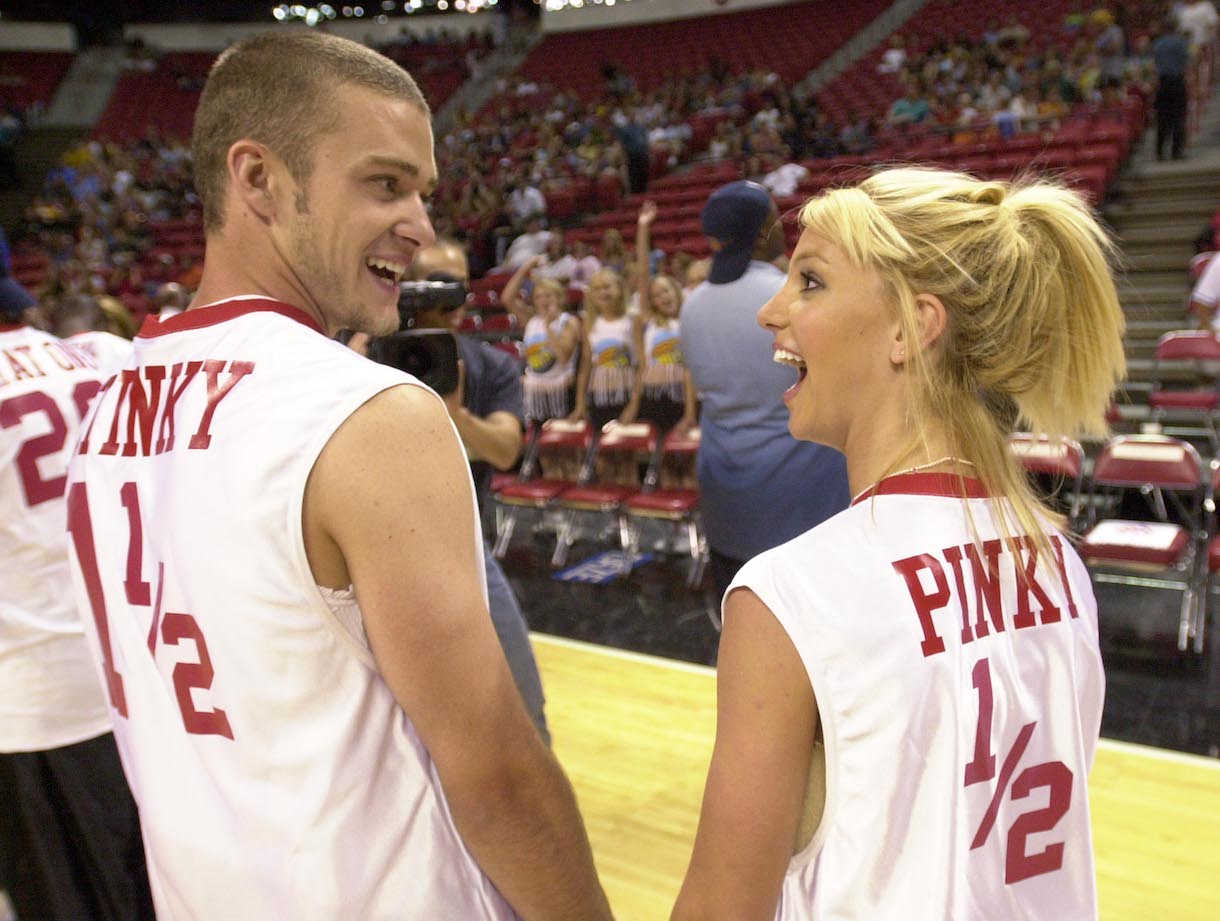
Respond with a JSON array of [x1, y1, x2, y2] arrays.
[[408, 238, 550, 744], [680, 181, 850, 598], [0, 277, 152, 921], [505, 172, 547, 229], [1190, 251, 1220, 328], [1153, 15, 1191, 161], [499, 216, 553, 272], [65, 31, 610, 921], [52, 293, 135, 374]]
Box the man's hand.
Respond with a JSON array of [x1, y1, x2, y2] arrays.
[[638, 200, 658, 227]]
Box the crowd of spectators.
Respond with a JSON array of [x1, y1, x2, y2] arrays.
[[429, 62, 800, 274], [17, 132, 199, 328], [9, 0, 1212, 326], [875, 7, 1157, 142]]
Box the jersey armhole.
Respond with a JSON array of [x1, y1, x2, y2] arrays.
[[285, 378, 430, 671], [727, 559, 839, 872]]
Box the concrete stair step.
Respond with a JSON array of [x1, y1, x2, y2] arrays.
[[1125, 318, 1188, 334], [1118, 269, 1193, 288], [1105, 198, 1219, 223], [1121, 300, 1190, 315], [1118, 281, 1191, 301], [1118, 161, 1220, 196], [1124, 250, 1195, 271], [1115, 222, 1211, 246]]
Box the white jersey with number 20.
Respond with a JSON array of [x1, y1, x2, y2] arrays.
[[0, 324, 112, 752], [730, 472, 1102, 921]]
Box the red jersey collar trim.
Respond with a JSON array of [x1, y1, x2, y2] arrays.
[[851, 472, 989, 506], [0, 323, 23, 333], [136, 297, 324, 339]]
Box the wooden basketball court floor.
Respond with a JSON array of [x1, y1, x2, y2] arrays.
[[533, 634, 1220, 921]]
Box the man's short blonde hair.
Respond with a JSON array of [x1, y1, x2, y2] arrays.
[[192, 30, 429, 233]]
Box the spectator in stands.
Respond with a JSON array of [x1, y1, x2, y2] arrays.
[[684, 258, 711, 293], [622, 201, 696, 435], [1063, 1, 1089, 35], [679, 180, 849, 597], [1153, 14, 1190, 160], [154, 281, 187, 318], [0, 109, 19, 189], [886, 81, 931, 127], [1177, 0, 1220, 50], [997, 14, 1032, 49], [499, 216, 552, 271], [838, 110, 874, 155], [1189, 250, 1220, 328], [407, 240, 550, 745], [503, 256, 583, 422], [567, 240, 602, 290], [878, 36, 908, 74], [599, 228, 628, 275], [50, 292, 134, 373], [505, 172, 547, 228], [1095, 7, 1129, 86]]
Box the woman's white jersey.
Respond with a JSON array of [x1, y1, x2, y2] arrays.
[[0, 324, 112, 751], [65, 299, 517, 921], [730, 473, 1103, 921]]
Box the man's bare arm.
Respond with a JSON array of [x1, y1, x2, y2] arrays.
[[304, 384, 612, 921]]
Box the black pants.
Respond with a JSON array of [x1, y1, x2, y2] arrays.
[[0, 733, 154, 921], [1155, 75, 1187, 160]]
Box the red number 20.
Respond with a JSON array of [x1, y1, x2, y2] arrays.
[[0, 380, 101, 506], [67, 481, 233, 739]]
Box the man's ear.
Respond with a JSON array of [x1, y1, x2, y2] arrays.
[[227, 140, 278, 224], [890, 293, 948, 365]]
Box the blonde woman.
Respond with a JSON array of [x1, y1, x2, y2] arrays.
[[502, 255, 582, 422], [672, 168, 1125, 921], [599, 228, 627, 275], [621, 201, 696, 434], [569, 268, 641, 433]]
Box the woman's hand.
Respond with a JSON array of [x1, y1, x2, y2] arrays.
[[638, 200, 658, 227]]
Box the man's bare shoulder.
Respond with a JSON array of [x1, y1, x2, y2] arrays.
[[328, 382, 456, 465]]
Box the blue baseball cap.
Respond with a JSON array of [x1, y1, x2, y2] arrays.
[[701, 180, 774, 284]]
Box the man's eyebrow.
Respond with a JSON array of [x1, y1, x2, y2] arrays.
[[362, 155, 437, 194], [363, 155, 420, 175]]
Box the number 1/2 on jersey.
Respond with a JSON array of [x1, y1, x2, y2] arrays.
[[965, 656, 1073, 885], [67, 480, 234, 740]]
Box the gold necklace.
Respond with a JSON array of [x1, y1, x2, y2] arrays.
[[851, 456, 976, 504]]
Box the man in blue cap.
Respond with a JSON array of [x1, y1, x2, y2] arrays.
[[680, 180, 850, 600]]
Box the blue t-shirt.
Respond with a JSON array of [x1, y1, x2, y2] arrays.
[[1153, 33, 1190, 78], [456, 335, 524, 513], [680, 261, 849, 561]]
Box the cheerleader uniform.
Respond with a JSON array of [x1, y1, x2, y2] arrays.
[[522, 312, 578, 422]]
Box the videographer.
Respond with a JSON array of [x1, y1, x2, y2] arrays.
[[394, 239, 550, 745]]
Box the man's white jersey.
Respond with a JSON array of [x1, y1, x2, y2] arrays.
[[68, 329, 135, 375], [0, 323, 111, 752], [730, 473, 1102, 921], [65, 298, 517, 921]]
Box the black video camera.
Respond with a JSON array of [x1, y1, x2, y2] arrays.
[[365, 278, 469, 396]]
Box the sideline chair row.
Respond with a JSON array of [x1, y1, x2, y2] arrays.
[[1012, 433, 1213, 654], [491, 420, 707, 587]]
